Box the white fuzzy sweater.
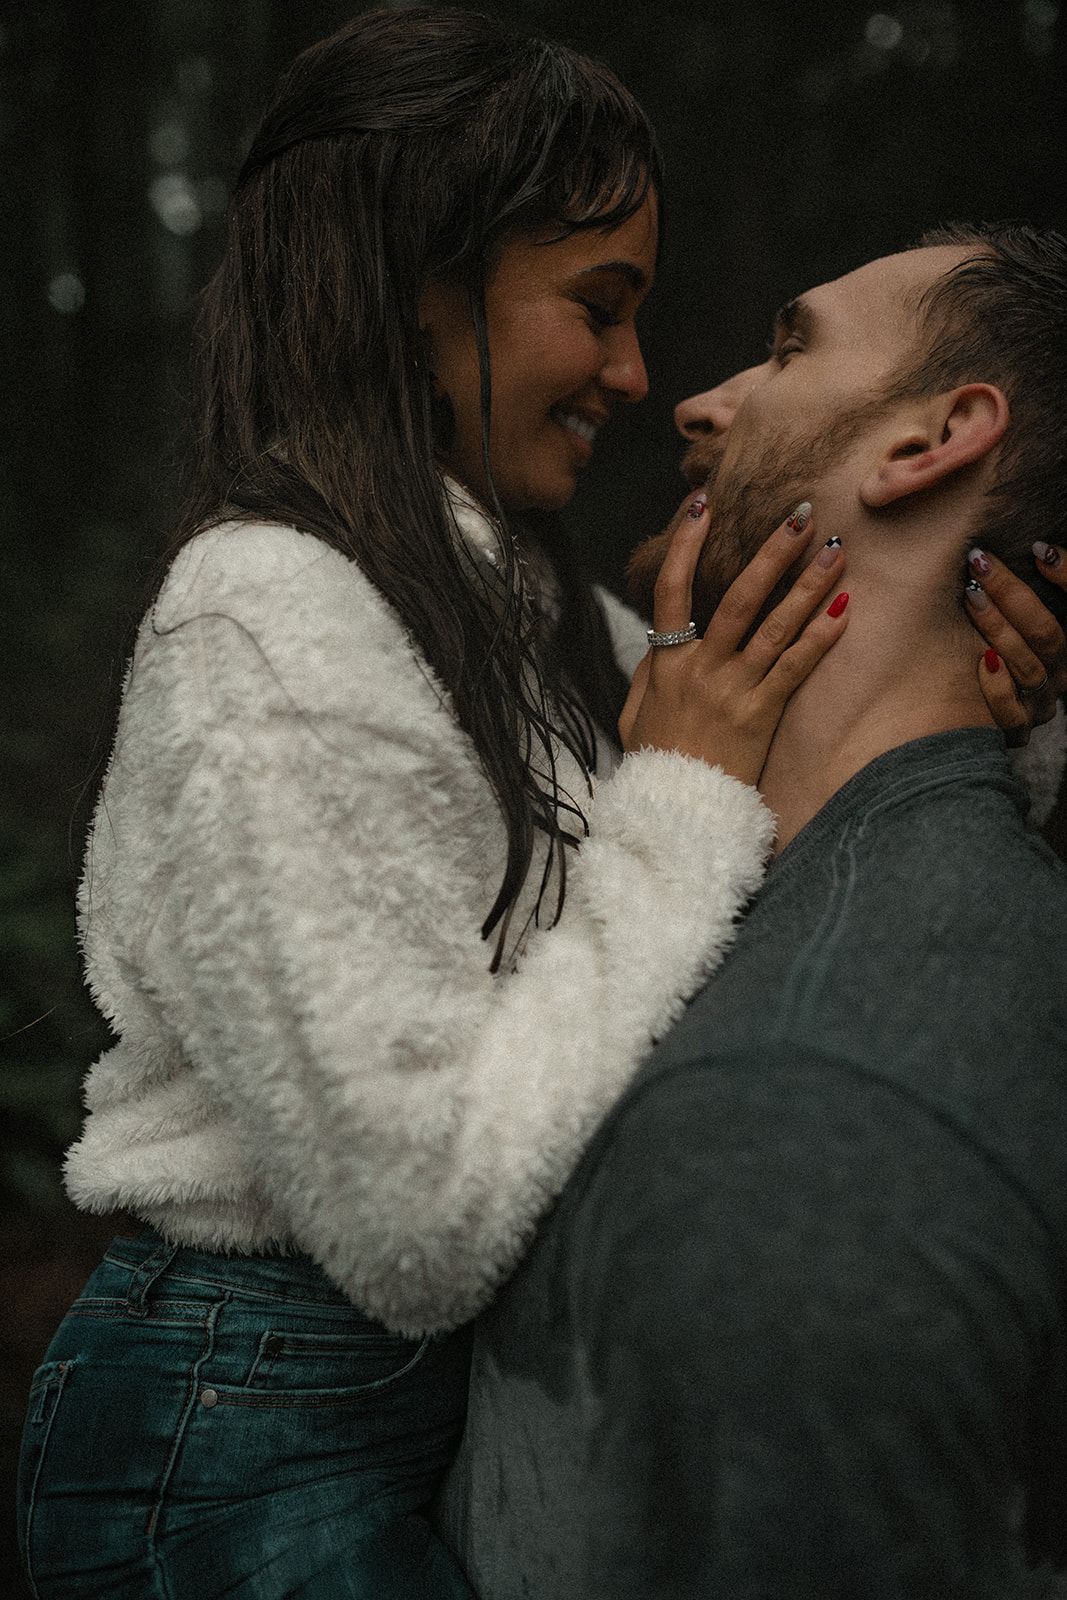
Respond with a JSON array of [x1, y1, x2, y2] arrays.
[[65, 510, 779, 1335]]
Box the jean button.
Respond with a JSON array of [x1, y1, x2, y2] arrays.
[[200, 1389, 219, 1408]]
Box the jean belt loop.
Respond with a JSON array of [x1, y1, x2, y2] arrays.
[[125, 1240, 182, 1315]]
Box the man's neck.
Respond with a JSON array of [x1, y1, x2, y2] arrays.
[[758, 573, 996, 853]]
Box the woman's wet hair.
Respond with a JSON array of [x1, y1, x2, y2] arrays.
[[174, 5, 662, 965]]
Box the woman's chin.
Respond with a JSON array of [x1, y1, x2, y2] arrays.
[[504, 470, 581, 515], [443, 457, 581, 516]]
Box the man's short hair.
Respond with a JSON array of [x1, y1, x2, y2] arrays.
[[889, 222, 1067, 623]]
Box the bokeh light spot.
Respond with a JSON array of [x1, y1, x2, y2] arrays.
[[148, 173, 202, 236], [47, 272, 86, 314], [866, 13, 904, 50]]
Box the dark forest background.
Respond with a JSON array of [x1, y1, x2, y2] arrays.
[[2, 0, 1065, 1588]]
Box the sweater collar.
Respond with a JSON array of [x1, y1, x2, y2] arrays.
[[771, 727, 1020, 878], [443, 476, 503, 570]]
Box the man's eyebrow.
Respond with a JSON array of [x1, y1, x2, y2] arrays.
[[575, 260, 650, 294], [770, 296, 815, 344]]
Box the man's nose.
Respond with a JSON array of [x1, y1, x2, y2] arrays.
[[674, 364, 762, 440]]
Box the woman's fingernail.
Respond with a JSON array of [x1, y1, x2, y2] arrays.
[[817, 536, 842, 569], [786, 501, 812, 533], [985, 647, 1001, 673], [1033, 541, 1061, 568], [968, 548, 992, 577], [965, 578, 989, 611], [686, 494, 708, 519], [826, 591, 849, 618]]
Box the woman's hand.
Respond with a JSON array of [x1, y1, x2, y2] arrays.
[[619, 494, 849, 787], [965, 543, 1067, 745]]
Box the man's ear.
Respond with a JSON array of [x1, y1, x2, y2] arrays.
[[860, 384, 1009, 508]]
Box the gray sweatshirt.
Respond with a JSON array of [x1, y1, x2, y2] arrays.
[[441, 728, 1067, 1599]]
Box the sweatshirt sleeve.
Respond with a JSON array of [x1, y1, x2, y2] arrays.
[[75, 526, 773, 1334]]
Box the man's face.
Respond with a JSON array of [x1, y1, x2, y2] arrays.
[[628, 246, 972, 628]]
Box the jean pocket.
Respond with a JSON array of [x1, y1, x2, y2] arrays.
[[244, 1327, 430, 1396], [18, 1359, 77, 1588], [185, 1327, 471, 1500]]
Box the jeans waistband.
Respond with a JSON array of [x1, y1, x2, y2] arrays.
[[104, 1226, 360, 1310]]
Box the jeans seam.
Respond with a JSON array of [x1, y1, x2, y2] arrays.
[[249, 1329, 430, 1390], [62, 1301, 211, 1321], [147, 1295, 226, 1598], [103, 1268, 349, 1309], [21, 1360, 76, 1600]]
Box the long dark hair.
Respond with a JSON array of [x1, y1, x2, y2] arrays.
[[173, 5, 660, 966]]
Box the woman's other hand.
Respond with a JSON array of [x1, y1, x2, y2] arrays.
[[619, 495, 849, 787], [966, 544, 1067, 746]]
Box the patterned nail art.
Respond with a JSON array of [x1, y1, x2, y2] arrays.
[[786, 501, 812, 532], [686, 495, 708, 520], [968, 548, 992, 577], [1033, 542, 1061, 568], [965, 578, 988, 611]]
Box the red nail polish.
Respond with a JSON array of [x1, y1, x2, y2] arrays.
[[826, 591, 849, 618], [984, 647, 1000, 673], [686, 495, 708, 520]]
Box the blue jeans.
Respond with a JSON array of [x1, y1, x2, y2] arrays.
[[17, 1228, 474, 1598]]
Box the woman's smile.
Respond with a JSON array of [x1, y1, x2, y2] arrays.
[[550, 407, 603, 455]]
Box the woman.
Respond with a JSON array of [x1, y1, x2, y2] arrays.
[[18, 9, 1065, 1598]]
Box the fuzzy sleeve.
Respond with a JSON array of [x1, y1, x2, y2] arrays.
[[595, 582, 650, 681], [102, 530, 772, 1335], [1009, 703, 1066, 828]]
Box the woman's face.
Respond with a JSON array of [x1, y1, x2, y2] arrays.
[[420, 192, 658, 512]]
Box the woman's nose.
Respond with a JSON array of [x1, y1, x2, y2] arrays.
[[602, 323, 650, 404]]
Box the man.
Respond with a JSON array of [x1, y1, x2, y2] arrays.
[[437, 225, 1067, 1599]]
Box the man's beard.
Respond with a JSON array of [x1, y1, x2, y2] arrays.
[[626, 405, 868, 634]]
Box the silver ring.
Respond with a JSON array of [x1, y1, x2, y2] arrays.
[[1021, 672, 1050, 697], [647, 622, 699, 648]]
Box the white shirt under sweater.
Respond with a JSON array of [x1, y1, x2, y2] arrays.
[[64, 488, 1065, 1335]]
